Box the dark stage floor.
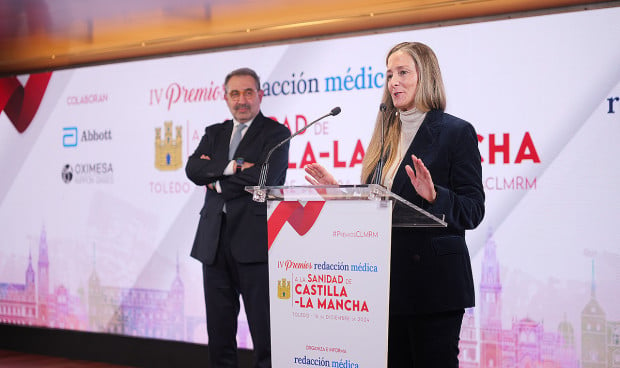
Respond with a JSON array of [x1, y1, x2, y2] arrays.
[[0, 349, 134, 367]]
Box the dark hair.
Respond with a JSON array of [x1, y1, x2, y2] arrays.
[[224, 67, 261, 91]]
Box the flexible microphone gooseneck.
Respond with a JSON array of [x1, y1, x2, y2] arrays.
[[257, 106, 342, 189], [373, 103, 389, 185]]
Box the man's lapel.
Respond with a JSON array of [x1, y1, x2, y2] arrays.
[[236, 112, 264, 154], [219, 120, 234, 163]]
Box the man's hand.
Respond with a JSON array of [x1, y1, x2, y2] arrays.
[[239, 161, 254, 171]]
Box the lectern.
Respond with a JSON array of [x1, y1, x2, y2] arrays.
[[246, 184, 446, 368]]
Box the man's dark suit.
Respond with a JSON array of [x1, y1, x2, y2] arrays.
[[186, 111, 290, 368]]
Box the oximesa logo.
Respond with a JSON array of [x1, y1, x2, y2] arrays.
[[61, 164, 73, 183], [0, 72, 53, 133], [267, 201, 325, 249]]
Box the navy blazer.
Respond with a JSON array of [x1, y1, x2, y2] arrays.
[[385, 109, 485, 315], [186, 112, 291, 264]]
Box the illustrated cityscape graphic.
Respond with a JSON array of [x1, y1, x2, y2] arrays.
[[1, 227, 618, 367], [458, 231, 619, 367]]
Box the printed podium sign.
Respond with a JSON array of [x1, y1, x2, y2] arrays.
[[267, 199, 392, 368]]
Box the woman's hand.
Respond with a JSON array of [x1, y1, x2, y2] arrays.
[[304, 163, 338, 185], [405, 154, 437, 203]]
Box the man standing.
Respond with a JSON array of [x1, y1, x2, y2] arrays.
[[186, 67, 290, 368]]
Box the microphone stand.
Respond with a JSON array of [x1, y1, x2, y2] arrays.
[[373, 103, 388, 185], [253, 107, 342, 202]]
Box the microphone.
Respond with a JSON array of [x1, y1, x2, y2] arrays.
[[372, 103, 388, 185], [253, 107, 342, 201]]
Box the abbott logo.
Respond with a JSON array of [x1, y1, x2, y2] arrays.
[[62, 126, 112, 147], [63, 127, 78, 147]]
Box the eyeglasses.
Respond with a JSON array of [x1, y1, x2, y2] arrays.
[[227, 88, 257, 101]]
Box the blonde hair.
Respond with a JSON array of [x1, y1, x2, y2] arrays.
[[361, 42, 446, 183]]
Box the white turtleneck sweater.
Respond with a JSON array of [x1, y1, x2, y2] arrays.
[[383, 108, 427, 190]]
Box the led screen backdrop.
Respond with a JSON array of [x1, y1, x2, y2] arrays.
[[1, 6, 619, 367]]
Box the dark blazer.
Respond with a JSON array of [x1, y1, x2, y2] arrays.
[[385, 109, 485, 315], [186, 112, 291, 265]]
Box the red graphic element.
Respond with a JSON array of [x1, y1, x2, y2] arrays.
[[267, 201, 325, 249], [0, 72, 53, 133]]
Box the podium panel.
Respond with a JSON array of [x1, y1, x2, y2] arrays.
[[246, 184, 447, 367], [266, 199, 392, 367]]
